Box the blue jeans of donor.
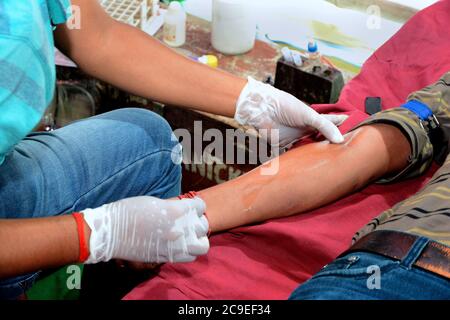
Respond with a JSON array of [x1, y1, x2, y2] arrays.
[[0, 108, 182, 300], [289, 237, 450, 300]]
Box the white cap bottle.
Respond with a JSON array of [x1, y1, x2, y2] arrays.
[[163, 1, 186, 47], [211, 0, 256, 55]]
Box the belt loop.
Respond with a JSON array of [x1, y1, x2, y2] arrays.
[[400, 236, 430, 269]]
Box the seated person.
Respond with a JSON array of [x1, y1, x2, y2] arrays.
[[190, 72, 448, 234], [131, 72, 450, 300], [289, 72, 450, 299], [186, 71, 449, 299], [124, 70, 450, 299]]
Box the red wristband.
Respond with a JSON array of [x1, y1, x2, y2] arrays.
[[72, 212, 90, 263], [178, 191, 212, 236]]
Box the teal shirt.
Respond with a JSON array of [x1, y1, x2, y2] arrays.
[[0, 0, 72, 165]]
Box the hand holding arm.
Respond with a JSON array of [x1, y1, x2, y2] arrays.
[[199, 124, 411, 233], [83, 196, 209, 264], [0, 197, 209, 279], [235, 77, 348, 147]]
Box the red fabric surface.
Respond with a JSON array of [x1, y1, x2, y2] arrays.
[[124, 1, 450, 300]]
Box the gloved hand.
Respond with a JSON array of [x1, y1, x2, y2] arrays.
[[82, 196, 209, 264], [235, 76, 348, 148]]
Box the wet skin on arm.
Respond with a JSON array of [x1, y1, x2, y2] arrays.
[[199, 124, 411, 233]]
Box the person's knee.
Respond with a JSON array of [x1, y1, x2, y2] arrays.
[[114, 108, 182, 195], [123, 108, 171, 131], [110, 108, 176, 142], [103, 108, 181, 156], [67, 107, 183, 198], [125, 108, 182, 167]]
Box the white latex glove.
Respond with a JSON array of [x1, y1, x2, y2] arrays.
[[82, 196, 210, 264], [235, 76, 348, 148]]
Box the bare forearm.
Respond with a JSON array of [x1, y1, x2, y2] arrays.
[[0, 216, 90, 279], [91, 24, 244, 116], [200, 124, 411, 232], [55, 0, 246, 117]]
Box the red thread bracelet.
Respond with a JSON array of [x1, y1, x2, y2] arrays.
[[178, 191, 212, 236], [72, 212, 90, 263]]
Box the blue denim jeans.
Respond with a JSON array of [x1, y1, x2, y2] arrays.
[[0, 108, 182, 300], [289, 237, 450, 300]]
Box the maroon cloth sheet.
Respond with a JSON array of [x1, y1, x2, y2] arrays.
[[124, 1, 450, 300]]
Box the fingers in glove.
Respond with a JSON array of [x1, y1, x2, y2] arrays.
[[195, 215, 209, 238], [169, 197, 206, 218], [321, 114, 349, 127], [190, 197, 207, 217], [307, 112, 345, 144], [182, 219, 210, 256], [158, 199, 186, 220], [165, 233, 198, 263], [181, 232, 210, 256], [160, 198, 202, 240], [165, 223, 185, 241], [187, 235, 210, 256], [275, 126, 304, 149]]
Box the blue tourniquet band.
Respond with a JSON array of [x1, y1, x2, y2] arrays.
[[402, 100, 434, 121]]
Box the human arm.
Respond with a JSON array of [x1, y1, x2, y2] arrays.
[[54, 0, 245, 117], [0, 215, 87, 279], [0, 197, 208, 279], [54, 0, 345, 146], [201, 71, 450, 232], [200, 124, 412, 233]]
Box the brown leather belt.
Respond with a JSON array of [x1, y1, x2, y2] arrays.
[[344, 230, 450, 280]]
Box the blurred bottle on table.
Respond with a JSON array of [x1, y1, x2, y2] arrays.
[[163, 1, 186, 47], [211, 0, 256, 55], [303, 39, 325, 72]]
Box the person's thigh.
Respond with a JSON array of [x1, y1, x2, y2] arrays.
[[0, 108, 182, 219], [289, 252, 450, 300]]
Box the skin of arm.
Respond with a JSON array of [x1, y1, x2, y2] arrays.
[[0, 215, 91, 279], [200, 124, 412, 233], [54, 0, 246, 117]]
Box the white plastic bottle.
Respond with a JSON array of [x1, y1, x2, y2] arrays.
[[211, 0, 256, 55], [163, 1, 186, 47]]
